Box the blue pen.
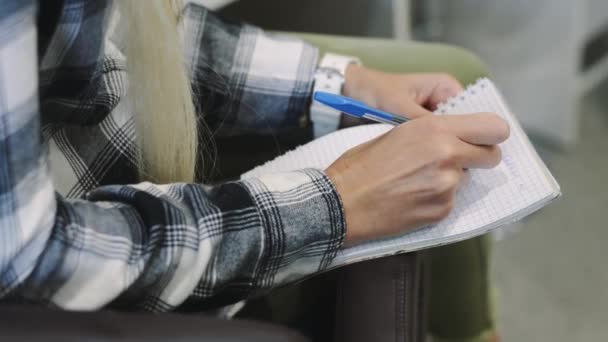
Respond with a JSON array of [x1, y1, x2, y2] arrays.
[[314, 91, 408, 126]]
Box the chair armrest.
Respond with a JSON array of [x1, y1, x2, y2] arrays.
[[281, 32, 489, 86], [334, 252, 429, 342], [0, 305, 309, 342]]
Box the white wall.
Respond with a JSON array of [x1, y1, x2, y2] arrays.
[[586, 0, 608, 37], [436, 0, 584, 147]]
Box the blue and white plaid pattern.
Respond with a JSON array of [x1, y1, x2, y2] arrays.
[[0, 0, 345, 311]]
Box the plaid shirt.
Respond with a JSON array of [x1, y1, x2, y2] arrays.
[[0, 1, 345, 311]]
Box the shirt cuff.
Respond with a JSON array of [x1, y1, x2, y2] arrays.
[[310, 53, 362, 138], [241, 169, 346, 286]]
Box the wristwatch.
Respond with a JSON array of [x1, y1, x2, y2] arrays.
[[311, 53, 362, 138]]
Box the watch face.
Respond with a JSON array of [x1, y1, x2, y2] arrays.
[[311, 55, 361, 137], [314, 69, 345, 95], [316, 67, 346, 80]]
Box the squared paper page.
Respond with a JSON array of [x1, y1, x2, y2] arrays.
[[242, 124, 392, 177], [242, 79, 560, 268]]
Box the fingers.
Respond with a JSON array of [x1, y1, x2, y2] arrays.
[[425, 74, 464, 110], [438, 113, 510, 146], [454, 141, 502, 169], [378, 73, 465, 119], [395, 100, 433, 119], [378, 93, 433, 119], [401, 114, 509, 168]]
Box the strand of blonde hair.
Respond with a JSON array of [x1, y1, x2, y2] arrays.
[[119, 0, 198, 183]]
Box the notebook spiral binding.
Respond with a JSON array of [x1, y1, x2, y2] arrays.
[[436, 78, 490, 115]]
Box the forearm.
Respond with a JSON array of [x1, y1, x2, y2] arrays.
[[183, 4, 319, 136], [14, 170, 345, 311]]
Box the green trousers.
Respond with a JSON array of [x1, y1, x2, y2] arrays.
[[240, 34, 495, 341]]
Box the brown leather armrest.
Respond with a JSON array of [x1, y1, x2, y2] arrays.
[[334, 252, 429, 342], [0, 305, 309, 342]]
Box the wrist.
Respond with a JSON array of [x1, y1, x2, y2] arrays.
[[343, 63, 364, 98], [326, 161, 365, 246], [343, 64, 378, 108]]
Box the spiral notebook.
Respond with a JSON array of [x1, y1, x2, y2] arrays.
[[242, 78, 561, 269]]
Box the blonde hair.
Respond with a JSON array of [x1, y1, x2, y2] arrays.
[[118, 0, 198, 183]]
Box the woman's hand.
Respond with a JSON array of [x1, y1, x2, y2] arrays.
[[326, 114, 510, 245], [344, 64, 464, 118]]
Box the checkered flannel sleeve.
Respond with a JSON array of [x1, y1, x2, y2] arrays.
[[182, 4, 320, 136], [0, 2, 345, 311]]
